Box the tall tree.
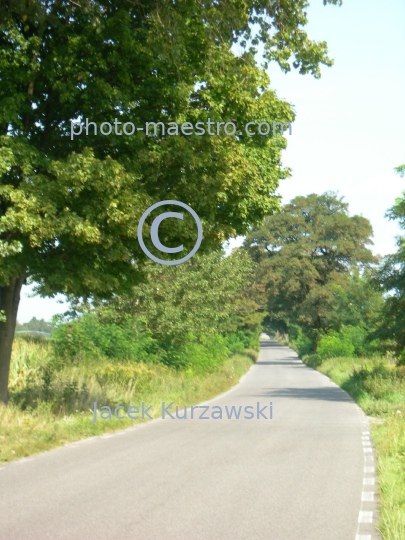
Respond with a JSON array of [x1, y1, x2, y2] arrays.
[[0, 0, 342, 402], [375, 164, 405, 361], [244, 192, 375, 344]]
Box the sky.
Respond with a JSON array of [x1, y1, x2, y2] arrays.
[[17, 0, 405, 323]]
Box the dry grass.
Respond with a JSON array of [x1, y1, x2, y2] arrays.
[[0, 338, 256, 464]]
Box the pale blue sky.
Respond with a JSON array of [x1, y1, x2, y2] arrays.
[[18, 0, 405, 323]]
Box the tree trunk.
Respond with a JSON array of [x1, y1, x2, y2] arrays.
[[0, 275, 25, 404]]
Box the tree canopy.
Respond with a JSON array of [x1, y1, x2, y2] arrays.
[[375, 164, 405, 361], [62, 248, 263, 366], [0, 0, 342, 402], [243, 192, 376, 342], [91, 249, 259, 341]]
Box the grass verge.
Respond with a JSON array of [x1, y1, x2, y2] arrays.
[[302, 354, 405, 540], [0, 338, 257, 465]]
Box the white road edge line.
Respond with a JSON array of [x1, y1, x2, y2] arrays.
[[358, 511, 373, 523], [363, 478, 375, 485], [361, 492, 375, 502]]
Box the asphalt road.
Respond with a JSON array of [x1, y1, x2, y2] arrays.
[[0, 339, 370, 539]]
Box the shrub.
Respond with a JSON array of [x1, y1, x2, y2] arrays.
[[236, 329, 260, 351], [317, 330, 355, 360], [340, 325, 368, 356], [160, 333, 230, 372], [224, 331, 251, 354], [51, 311, 257, 374], [289, 325, 314, 357], [316, 325, 371, 361], [241, 348, 259, 362], [52, 313, 156, 362]]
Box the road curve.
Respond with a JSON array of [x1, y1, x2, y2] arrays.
[[0, 340, 375, 539]]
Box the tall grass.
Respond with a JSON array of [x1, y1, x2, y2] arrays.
[[0, 337, 257, 464]]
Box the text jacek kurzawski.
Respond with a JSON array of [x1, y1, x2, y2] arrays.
[[91, 402, 273, 423]]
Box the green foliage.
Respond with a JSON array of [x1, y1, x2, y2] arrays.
[[325, 270, 384, 333], [52, 312, 155, 363], [244, 192, 376, 344], [317, 329, 355, 361], [316, 325, 376, 361], [375, 265, 405, 361], [289, 325, 314, 357], [162, 334, 230, 372], [49, 248, 261, 371], [304, 355, 405, 420], [340, 325, 369, 356], [0, 0, 321, 296], [0, 0, 342, 401], [93, 249, 262, 353], [394, 164, 405, 178], [7, 330, 257, 418], [375, 164, 405, 360], [225, 329, 261, 354], [16, 317, 53, 334]]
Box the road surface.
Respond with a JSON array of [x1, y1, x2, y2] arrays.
[[0, 339, 378, 539]]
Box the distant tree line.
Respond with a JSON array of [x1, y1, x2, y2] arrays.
[[16, 317, 53, 334]]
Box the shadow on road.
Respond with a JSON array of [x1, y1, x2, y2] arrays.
[[259, 340, 288, 348], [253, 386, 353, 402], [257, 359, 305, 366]]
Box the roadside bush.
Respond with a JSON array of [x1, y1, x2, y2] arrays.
[[224, 330, 259, 354], [289, 325, 314, 357], [189, 334, 230, 372], [340, 325, 368, 356], [317, 330, 355, 360], [160, 333, 230, 372], [316, 325, 371, 361], [350, 363, 405, 404], [52, 313, 156, 362]]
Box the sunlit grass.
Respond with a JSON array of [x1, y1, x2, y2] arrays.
[[0, 338, 256, 464]]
